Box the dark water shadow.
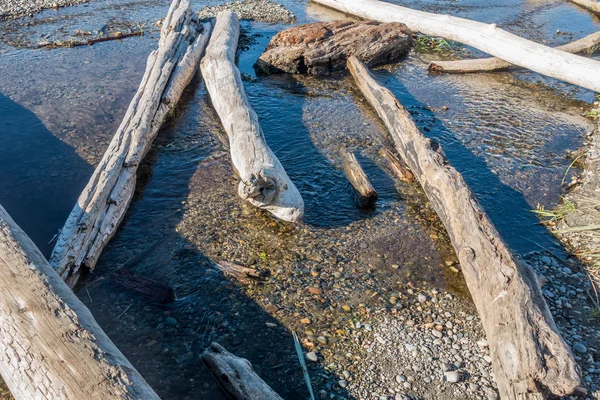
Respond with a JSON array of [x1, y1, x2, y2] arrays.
[[0, 92, 93, 257], [356, 69, 568, 258], [78, 77, 356, 400]]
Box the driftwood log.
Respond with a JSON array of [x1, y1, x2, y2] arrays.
[[0, 204, 159, 400], [347, 56, 581, 400], [570, 0, 600, 14], [200, 11, 304, 222], [379, 147, 414, 183], [255, 20, 412, 75], [311, 0, 600, 92], [429, 31, 600, 74], [201, 343, 283, 400], [50, 0, 212, 287], [341, 149, 378, 207], [215, 260, 265, 284]]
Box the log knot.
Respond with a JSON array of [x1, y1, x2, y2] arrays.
[[239, 172, 278, 205]]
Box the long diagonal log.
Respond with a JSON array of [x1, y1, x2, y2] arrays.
[[0, 204, 159, 400], [201, 343, 283, 400], [347, 56, 580, 400], [200, 11, 304, 222], [50, 0, 212, 287], [429, 31, 600, 74], [311, 0, 600, 92]]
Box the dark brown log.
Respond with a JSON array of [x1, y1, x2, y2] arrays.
[[201, 343, 283, 400], [341, 149, 378, 208], [379, 146, 414, 183], [347, 55, 581, 400], [255, 20, 412, 75]]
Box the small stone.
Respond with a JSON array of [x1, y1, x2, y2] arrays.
[[418, 294, 427, 303], [342, 305, 352, 312], [432, 330, 443, 339], [338, 379, 348, 388], [391, 264, 400, 269], [573, 343, 587, 353], [265, 322, 276, 328], [317, 336, 328, 345], [403, 382, 412, 389], [164, 316, 177, 327], [444, 370, 462, 383], [308, 287, 322, 295], [396, 374, 407, 383], [305, 352, 318, 362], [300, 318, 311, 324]]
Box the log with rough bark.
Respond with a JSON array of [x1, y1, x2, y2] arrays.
[[311, 0, 600, 92], [379, 146, 414, 183], [255, 20, 412, 75], [200, 11, 304, 222], [570, 0, 600, 14], [347, 56, 581, 400], [341, 149, 378, 207], [429, 31, 600, 74], [201, 343, 283, 400], [0, 204, 159, 400], [50, 0, 212, 288]]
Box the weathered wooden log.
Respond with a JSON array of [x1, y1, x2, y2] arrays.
[[0, 204, 159, 400], [379, 147, 414, 183], [200, 11, 304, 222], [340, 149, 378, 207], [201, 342, 283, 400], [429, 31, 600, 74], [255, 20, 412, 75], [347, 56, 581, 400], [215, 261, 265, 283], [311, 0, 600, 92], [570, 0, 600, 14], [50, 0, 213, 287]]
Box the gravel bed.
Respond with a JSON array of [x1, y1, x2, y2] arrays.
[[0, 0, 92, 21], [198, 0, 296, 23]]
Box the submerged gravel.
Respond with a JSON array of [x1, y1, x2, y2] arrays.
[[0, 0, 92, 21], [198, 0, 296, 23]]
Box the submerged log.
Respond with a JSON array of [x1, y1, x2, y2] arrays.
[[429, 31, 600, 74], [111, 269, 176, 304], [0, 204, 159, 400], [341, 149, 378, 207], [379, 147, 414, 183], [200, 11, 304, 222], [201, 343, 283, 400], [215, 261, 265, 283], [570, 0, 600, 14], [50, 0, 213, 287], [312, 0, 600, 92], [347, 56, 581, 400], [255, 20, 412, 75]]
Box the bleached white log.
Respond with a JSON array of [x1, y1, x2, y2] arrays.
[[0, 204, 159, 400], [311, 0, 600, 92], [570, 0, 600, 14], [429, 31, 600, 74], [200, 11, 304, 222], [201, 343, 283, 400], [347, 56, 581, 400], [50, 0, 212, 287]]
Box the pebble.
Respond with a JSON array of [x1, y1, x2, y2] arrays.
[[164, 317, 178, 327], [305, 352, 318, 362], [573, 343, 587, 353], [444, 370, 462, 383]]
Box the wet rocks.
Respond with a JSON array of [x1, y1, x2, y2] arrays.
[[0, 0, 92, 20], [198, 0, 295, 24], [255, 20, 413, 76]]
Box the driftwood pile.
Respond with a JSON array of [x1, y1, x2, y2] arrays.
[[1, 0, 598, 398]]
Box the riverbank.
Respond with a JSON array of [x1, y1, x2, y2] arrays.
[[0, 0, 92, 21]]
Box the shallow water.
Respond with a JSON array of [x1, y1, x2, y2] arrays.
[[0, 0, 598, 398]]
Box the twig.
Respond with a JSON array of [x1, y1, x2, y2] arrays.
[[86, 287, 93, 304], [293, 332, 315, 400], [38, 31, 145, 49]]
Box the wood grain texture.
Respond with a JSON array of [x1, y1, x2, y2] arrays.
[[429, 31, 600, 74], [311, 0, 600, 92], [200, 11, 304, 222], [201, 343, 283, 400], [50, 0, 212, 287], [341, 149, 378, 208], [0, 204, 159, 400], [347, 56, 581, 400]]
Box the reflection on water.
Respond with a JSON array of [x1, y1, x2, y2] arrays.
[[0, 0, 598, 398]]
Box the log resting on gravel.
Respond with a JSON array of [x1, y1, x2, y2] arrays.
[[200, 11, 304, 222], [429, 30, 600, 74], [347, 56, 581, 400], [50, 0, 212, 288], [341, 149, 378, 207], [201, 343, 283, 400], [570, 0, 600, 14], [311, 0, 600, 92], [0, 204, 159, 400], [255, 20, 412, 75]]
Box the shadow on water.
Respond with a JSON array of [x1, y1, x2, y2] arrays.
[[0, 92, 93, 256], [79, 75, 356, 400], [360, 69, 567, 257]]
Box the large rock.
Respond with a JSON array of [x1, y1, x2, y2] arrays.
[[255, 20, 413, 75]]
